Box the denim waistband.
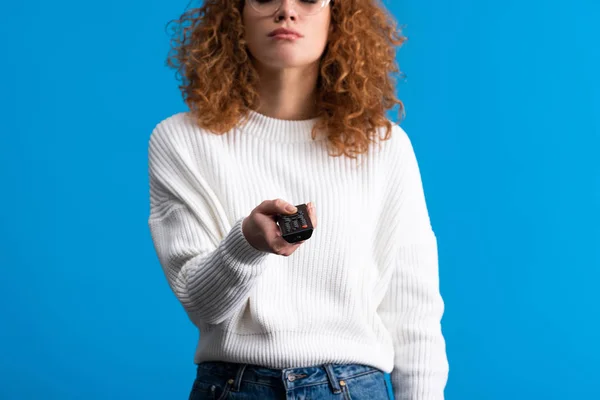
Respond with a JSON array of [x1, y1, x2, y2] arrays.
[[196, 361, 383, 394]]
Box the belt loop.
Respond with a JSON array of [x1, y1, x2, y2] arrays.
[[231, 363, 248, 392], [324, 364, 342, 394]]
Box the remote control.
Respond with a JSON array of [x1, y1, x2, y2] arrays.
[[275, 203, 314, 243]]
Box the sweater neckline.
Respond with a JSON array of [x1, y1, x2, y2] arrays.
[[239, 108, 327, 143]]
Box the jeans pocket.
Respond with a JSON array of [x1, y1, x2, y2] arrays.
[[188, 378, 214, 400], [188, 375, 233, 400], [341, 370, 390, 400], [214, 378, 233, 400]]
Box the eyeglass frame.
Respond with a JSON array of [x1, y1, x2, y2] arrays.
[[247, 0, 334, 16]]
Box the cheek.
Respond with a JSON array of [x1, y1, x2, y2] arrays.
[[316, 15, 332, 42], [244, 26, 260, 53], [311, 20, 331, 49], [242, 19, 260, 47], [241, 7, 257, 38]]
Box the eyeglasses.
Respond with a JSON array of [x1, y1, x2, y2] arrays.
[[247, 0, 332, 16]]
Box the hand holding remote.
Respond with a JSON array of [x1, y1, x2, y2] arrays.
[[242, 199, 317, 256], [275, 203, 316, 244]]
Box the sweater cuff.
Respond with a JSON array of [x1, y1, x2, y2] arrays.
[[219, 217, 271, 269], [390, 373, 447, 400]]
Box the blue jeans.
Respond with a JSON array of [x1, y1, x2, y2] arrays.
[[188, 361, 393, 400]]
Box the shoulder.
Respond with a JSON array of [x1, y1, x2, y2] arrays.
[[389, 121, 415, 154], [150, 111, 195, 143], [376, 121, 428, 180], [148, 111, 208, 158], [373, 119, 415, 161]]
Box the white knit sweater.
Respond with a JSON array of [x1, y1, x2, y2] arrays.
[[147, 109, 449, 399]]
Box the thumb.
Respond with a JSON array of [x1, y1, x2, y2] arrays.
[[259, 198, 298, 216]]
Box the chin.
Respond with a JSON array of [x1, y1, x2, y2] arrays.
[[261, 56, 312, 70]]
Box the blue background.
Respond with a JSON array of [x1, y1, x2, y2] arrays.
[[1, 0, 598, 399]]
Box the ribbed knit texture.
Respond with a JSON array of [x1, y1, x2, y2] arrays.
[[147, 109, 449, 399]]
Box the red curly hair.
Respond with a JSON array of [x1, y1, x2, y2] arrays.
[[165, 0, 408, 159]]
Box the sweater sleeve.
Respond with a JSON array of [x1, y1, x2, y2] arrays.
[[147, 123, 271, 326], [377, 127, 449, 399]]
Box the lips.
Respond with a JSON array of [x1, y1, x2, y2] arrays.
[[268, 28, 302, 38]]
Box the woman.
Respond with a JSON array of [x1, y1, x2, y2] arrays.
[[148, 0, 449, 399]]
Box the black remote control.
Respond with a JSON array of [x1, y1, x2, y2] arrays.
[[275, 203, 314, 243]]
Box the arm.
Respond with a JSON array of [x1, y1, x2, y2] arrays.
[[147, 123, 271, 326], [377, 127, 449, 399]]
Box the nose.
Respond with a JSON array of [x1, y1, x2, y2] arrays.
[[275, 0, 299, 20]]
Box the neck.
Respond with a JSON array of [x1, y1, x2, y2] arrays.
[[252, 61, 320, 121]]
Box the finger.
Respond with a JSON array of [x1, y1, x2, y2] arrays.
[[260, 198, 297, 215], [272, 234, 296, 252]]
